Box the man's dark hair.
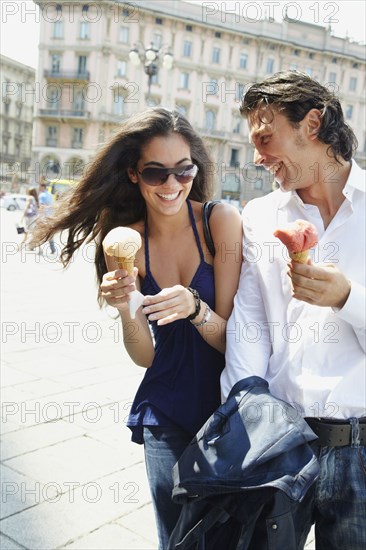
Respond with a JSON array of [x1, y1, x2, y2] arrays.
[[240, 71, 357, 162]]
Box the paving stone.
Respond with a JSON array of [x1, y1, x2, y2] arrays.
[[0, 464, 151, 549], [0, 365, 38, 388], [0, 533, 26, 549], [61, 522, 155, 549], [1, 419, 86, 460], [116, 504, 158, 546]]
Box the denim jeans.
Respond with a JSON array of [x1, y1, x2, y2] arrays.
[[143, 425, 192, 550], [294, 418, 366, 550]]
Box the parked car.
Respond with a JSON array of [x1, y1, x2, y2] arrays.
[[0, 194, 28, 211]]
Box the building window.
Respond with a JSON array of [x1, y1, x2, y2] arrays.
[[155, 17, 163, 24], [208, 78, 218, 95], [266, 58, 274, 73], [183, 40, 192, 57], [230, 148, 239, 167], [239, 53, 248, 69], [205, 110, 216, 131], [329, 72, 336, 83], [290, 63, 297, 71], [179, 72, 189, 89], [186, 24, 193, 32], [215, 31, 221, 38], [117, 60, 126, 77], [153, 32, 162, 49], [51, 53, 61, 73], [82, 4, 89, 12], [332, 57, 337, 64], [77, 55, 87, 75], [305, 67, 313, 76], [73, 90, 84, 111], [46, 126, 58, 147], [113, 93, 125, 116], [151, 72, 159, 85], [233, 118, 241, 134], [53, 21, 63, 38], [349, 77, 357, 92], [236, 83, 245, 102], [48, 88, 61, 109], [308, 52, 315, 59], [72, 128, 84, 147], [293, 49, 301, 56], [16, 103, 23, 117], [212, 47, 221, 64], [119, 26, 129, 43], [345, 105, 353, 120], [80, 21, 90, 39], [176, 104, 188, 116], [254, 179, 263, 190]]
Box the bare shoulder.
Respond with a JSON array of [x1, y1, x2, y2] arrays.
[[209, 202, 242, 238]]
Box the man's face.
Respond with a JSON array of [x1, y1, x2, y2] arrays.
[[248, 108, 314, 193]]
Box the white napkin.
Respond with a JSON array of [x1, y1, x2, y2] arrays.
[[128, 290, 145, 319]]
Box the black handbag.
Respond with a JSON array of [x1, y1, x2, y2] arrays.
[[202, 201, 220, 257], [16, 224, 25, 234]]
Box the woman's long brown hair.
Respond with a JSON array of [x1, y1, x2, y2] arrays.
[[32, 108, 214, 294]]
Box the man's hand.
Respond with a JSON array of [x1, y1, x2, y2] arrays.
[[288, 261, 351, 308]]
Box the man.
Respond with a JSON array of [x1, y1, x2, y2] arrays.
[[38, 180, 56, 254], [221, 71, 365, 548]]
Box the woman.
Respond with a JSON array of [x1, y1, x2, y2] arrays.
[[32, 108, 242, 548], [20, 187, 39, 248]]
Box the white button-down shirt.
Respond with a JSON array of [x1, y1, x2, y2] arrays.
[[221, 160, 366, 419]]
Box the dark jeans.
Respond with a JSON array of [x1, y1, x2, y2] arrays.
[[143, 425, 192, 550], [294, 418, 366, 550]]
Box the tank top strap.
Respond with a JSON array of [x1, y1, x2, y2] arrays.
[[144, 213, 152, 277], [187, 199, 205, 262]]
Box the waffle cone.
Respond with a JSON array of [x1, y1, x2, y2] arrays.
[[290, 250, 309, 264], [115, 256, 135, 276]]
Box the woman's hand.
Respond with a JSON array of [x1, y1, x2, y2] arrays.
[[100, 267, 138, 311], [142, 285, 196, 325]]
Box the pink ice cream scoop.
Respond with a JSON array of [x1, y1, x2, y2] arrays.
[[274, 219, 318, 263]]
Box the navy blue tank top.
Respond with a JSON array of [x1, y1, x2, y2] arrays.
[[127, 200, 225, 444]]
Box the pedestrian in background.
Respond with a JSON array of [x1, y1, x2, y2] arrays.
[[222, 70, 365, 549], [38, 180, 56, 254], [32, 107, 243, 548], [20, 187, 39, 249]]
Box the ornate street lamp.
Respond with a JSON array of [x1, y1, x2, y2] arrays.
[[129, 42, 173, 103]]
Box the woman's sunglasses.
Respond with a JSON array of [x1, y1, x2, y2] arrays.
[[137, 164, 198, 186]]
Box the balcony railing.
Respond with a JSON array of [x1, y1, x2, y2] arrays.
[[197, 128, 231, 140], [39, 109, 91, 120], [44, 70, 90, 81], [71, 141, 83, 149], [46, 138, 58, 147]]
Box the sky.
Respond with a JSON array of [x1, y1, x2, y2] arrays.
[[0, 0, 365, 69]]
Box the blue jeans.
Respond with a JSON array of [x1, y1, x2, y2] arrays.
[[294, 418, 366, 550], [143, 425, 192, 550]]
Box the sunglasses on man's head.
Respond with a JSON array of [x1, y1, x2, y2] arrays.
[[137, 164, 198, 186]]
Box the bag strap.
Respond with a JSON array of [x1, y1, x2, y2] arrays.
[[202, 200, 220, 257]]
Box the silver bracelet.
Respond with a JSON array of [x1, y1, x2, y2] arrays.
[[190, 304, 212, 327]]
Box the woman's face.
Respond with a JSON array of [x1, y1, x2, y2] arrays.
[[129, 133, 195, 217]]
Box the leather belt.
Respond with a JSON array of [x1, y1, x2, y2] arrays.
[[305, 417, 366, 447]]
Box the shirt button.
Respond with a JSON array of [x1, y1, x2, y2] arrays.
[[271, 523, 278, 530]]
